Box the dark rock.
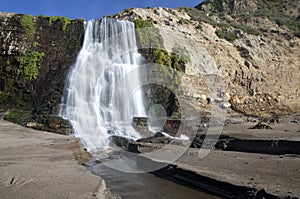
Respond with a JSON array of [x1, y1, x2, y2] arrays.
[[162, 119, 181, 137], [255, 189, 280, 199], [0, 13, 84, 129], [154, 132, 164, 137], [249, 122, 272, 129], [132, 117, 149, 128], [132, 117, 152, 135], [25, 115, 72, 135], [109, 135, 133, 150], [190, 134, 205, 148], [137, 134, 171, 144], [190, 134, 232, 149]]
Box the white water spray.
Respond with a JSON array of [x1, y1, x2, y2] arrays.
[[60, 18, 146, 151]]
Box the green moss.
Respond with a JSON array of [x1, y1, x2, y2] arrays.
[[152, 48, 185, 89], [0, 92, 10, 103], [20, 14, 35, 37], [6, 59, 11, 65], [4, 109, 31, 124], [20, 51, 45, 81], [32, 41, 39, 48], [153, 48, 188, 72], [48, 16, 71, 31]]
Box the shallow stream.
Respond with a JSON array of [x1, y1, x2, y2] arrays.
[[87, 159, 220, 199]]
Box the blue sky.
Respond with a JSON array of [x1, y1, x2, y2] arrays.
[[0, 0, 203, 20]]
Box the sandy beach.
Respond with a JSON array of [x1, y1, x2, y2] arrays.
[[0, 120, 117, 199], [1, 118, 299, 198], [130, 121, 300, 198]]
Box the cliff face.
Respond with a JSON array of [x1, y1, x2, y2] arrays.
[[0, 13, 84, 130], [0, 0, 299, 130], [113, 1, 300, 119]]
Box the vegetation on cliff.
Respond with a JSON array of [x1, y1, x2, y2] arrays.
[[255, 0, 300, 36], [20, 50, 45, 81], [20, 14, 36, 37], [180, 7, 260, 41], [133, 19, 189, 117], [195, 0, 300, 38], [133, 19, 189, 72], [0, 13, 84, 132]]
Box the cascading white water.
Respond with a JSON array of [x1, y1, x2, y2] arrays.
[[60, 18, 146, 151]]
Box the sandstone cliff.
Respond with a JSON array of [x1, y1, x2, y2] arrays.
[[0, 0, 299, 130], [113, 0, 300, 119]]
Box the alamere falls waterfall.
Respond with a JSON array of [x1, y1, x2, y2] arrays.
[[60, 18, 147, 151]]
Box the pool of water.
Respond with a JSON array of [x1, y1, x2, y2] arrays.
[[87, 160, 220, 199]]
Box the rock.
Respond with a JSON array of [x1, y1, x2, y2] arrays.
[[190, 134, 231, 149], [221, 102, 231, 109], [132, 117, 152, 135], [132, 117, 149, 128], [26, 122, 44, 128], [137, 133, 171, 144], [162, 119, 181, 137], [109, 135, 133, 150], [154, 132, 164, 137], [249, 122, 272, 129], [192, 93, 201, 99]]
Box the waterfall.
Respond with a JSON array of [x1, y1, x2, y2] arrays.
[[60, 18, 146, 151]]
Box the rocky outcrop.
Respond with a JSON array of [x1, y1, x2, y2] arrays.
[[0, 13, 84, 131], [113, 1, 300, 119], [0, 0, 299, 130]]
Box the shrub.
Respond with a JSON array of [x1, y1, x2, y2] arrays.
[[133, 19, 152, 28], [154, 49, 172, 68], [216, 29, 239, 42]]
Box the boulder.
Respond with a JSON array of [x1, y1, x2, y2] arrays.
[[109, 135, 133, 150]]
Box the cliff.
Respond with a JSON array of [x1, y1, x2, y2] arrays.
[[113, 0, 300, 119], [0, 13, 84, 132], [0, 0, 299, 131]]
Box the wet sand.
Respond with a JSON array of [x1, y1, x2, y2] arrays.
[[145, 122, 300, 198], [0, 120, 117, 199], [1, 119, 299, 198]]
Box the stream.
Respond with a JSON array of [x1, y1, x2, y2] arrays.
[[87, 160, 220, 199]]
